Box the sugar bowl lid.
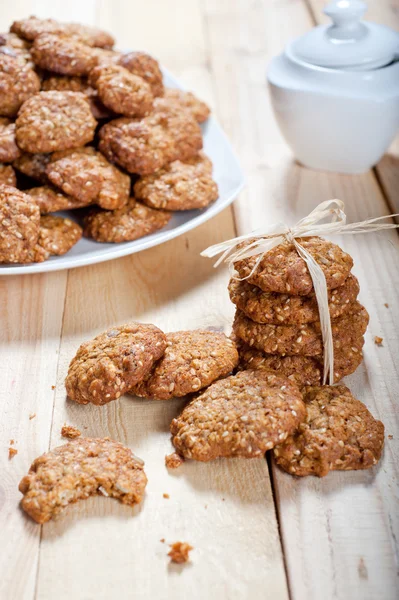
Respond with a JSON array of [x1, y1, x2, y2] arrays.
[[288, 0, 399, 70]]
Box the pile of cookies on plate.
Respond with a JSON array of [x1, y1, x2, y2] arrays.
[[18, 236, 385, 523], [0, 16, 217, 264], [230, 237, 369, 386]]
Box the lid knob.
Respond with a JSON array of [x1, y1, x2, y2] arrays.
[[324, 0, 367, 40]]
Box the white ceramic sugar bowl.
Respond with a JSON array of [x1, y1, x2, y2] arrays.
[[267, 0, 399, 174]]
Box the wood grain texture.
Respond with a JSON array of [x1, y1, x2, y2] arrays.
[[204, 1, 399, 598]]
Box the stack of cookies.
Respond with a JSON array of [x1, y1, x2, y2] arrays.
[[230, 236, 369, 387], [0, 15, 219, 264]]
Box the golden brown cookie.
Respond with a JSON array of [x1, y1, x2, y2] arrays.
[[41, 74, 111, 120], [31, 33, 99, 76], [0, 184, 40, 263], [159, 89, 210, 123], [131, 330, 239, 400], [0, 163, 16, 186], [34, 215, 82, 258], [83, 200, 171, 243], [19, 437, 147, 523], [234, 237, 354, 296], [229, 273, 360, 325], [13, 152, 50, 182], [232, 301, 369, 357], [118, 51, 164, 97], [237, 342, 364, 387], [11, 16, 114, 48], [98, 102, 203, 175], [66, 322, 167, 405], [26, 186, 88, 213], [15, 91, 96, 153], [273, 385, 385, 477], [0, 118, 21, 163], [134, 152, 218, 211], [47, 147, 130, 210], [89, 64, 153, 118], [0, 54, 40, 118], [170, 370, 306, 461]]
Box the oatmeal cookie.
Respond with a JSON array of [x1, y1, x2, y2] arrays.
[[274, 385, 385, 477], [31, 33, 98, 76], [234, 237, 354, 296], [159, 89, 210, 123], [237, 343, 364, 387], [131, 330, 238, 400], [0, 163, 16, 186], [232, 301, 369, 357], [170, 370, 305, 461], [26, 186, 88, 213], [98, 103, 203, 175], [19, 437, 147, 523], [13, 152, 50, 182], [84, 200, 171, 243], [0, 184, 40, 263], [134, 152, 218, 211], [66, 322, 167, 405], [11, 17, 114, 48], [0, 54, 40, 118], [15, 91, 96, 153], [47, 147, 130, 210], [118, 51, 164, 97], [229, 273, 360, 325], [0, 118, 21, 163], [41, 75, 111, 120], [89, 64, 153, 117], [34, 215, 82, 258]]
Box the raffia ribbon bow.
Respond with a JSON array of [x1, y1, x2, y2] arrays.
[[201, 200, 399, 385]]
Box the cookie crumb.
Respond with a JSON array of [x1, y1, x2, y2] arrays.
[[165, 452, 184, 469], [163, 493, 170, 499], [388, 434, 393, 440], [168, 542, 193, 564], [51, 385, 56, 390], [384, 303, 389, 308], [29, 413, 36, 420], [9, 447, 18, 459], [10, 439, 15, 445], [61, 425, 81, 439], [160, 538, 165, 543], [374, 336, 383, 346]]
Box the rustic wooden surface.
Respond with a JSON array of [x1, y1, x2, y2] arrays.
[[1, 1, 398, 599]]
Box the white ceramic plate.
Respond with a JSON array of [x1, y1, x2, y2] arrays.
[[0, 68, 244, 276]]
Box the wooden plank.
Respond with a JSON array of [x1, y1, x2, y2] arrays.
[[0, 272, 67, 600], [33, 2, 289, 599], [306, 0, 399, 217], [203, 1, 399, 598]]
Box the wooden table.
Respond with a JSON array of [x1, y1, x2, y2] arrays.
[[1, 1, 398, 599]]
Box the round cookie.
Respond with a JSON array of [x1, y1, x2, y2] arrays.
[[134, 152, 219, 211], [89, 64, 153, 118], [232, 301, 369, 357], [237, 342, 364, 387], [35, 215, 82, 257], [65, 322, 167, 405], [15, 91, 96, 153], [0, 54, 40, 117], [131, 330, 239, 400], [159, 89, 211, 123], [0, 184, 40, 263], [118, 51, 164, 97], [31, 33, 98, 76], [83, 200, 171, 243], [0, 118, 21, 163], [11, 16, 114, 48], [0, 163, 16, 186], [41, 75, 111, 120], [19, 437, 147, 523], [229, 273, 359, 325], [46, 147, 130, 210], [26, 186, 88, 213], [234, 237, 354, 296], [273, 385, 385, 477], [170, 369, 306, 462]]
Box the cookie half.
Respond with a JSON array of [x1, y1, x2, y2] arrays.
[[274, 385, 385, 477], [170, 370, 305, 461]]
